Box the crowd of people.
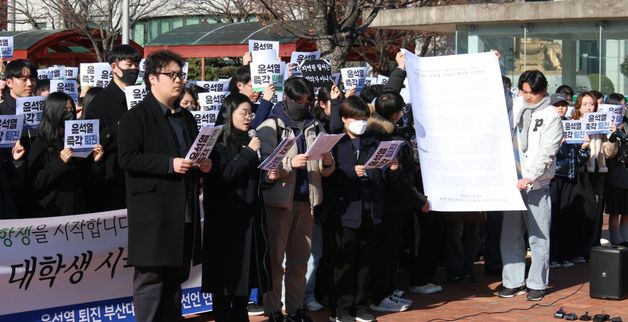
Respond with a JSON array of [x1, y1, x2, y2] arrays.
[[1, 44, 628, 322]]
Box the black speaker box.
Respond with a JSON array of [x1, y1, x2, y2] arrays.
[[589, 245, 628, 300]]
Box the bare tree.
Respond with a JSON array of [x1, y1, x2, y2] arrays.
[[8, 0, 171, 61], [179, 0, 260, 23]]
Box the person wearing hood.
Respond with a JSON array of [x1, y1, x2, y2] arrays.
[[498, 70, 563, 302], [84, 44, 141, 211], [256, 76, 335, 322]]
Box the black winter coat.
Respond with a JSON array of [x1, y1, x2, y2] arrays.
[[202, 139, 272, 295]]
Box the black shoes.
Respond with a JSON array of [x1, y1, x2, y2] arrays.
[[498, 286, 527, 298], [526, 288, 545, 301]]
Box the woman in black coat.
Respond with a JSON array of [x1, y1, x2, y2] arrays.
[[27, 92, 104, 217], [202, 93, 272, 322]]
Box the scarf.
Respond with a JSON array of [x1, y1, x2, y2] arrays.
[[515, 95, 551, 151]]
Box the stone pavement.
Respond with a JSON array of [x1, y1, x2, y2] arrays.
[[187, 261, 627, 322]]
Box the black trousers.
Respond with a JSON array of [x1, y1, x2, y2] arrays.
[[133, 224, 193, 322], [212, 294, 249, 322], [410, 212, 445, 286], [371, 209, 410, 304], [483, 212, 503, 272], [330, 216, 376, 315]]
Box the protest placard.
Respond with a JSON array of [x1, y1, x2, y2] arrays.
[[195, 80, 230, 92], [364, 140, 404, 169], [562, 120, 586, 144], [258, 135, 300, 171], [198, 91, 229, 111], [191, 111, 220, 130], [48, 66, 65, 80], [377, 75, 389, 85], [300, 60, 334, 90], [64, 119, 99, 158], [51, 79, 79, 104], [65, 67, 79, 80], [0, 36, 13, 58], [583, 112, 612, 135], [37, 68, 52, 80], [597, 104, 625, 126], [259, 90, 284, 104], [249, 39, 279, 53], [123, 84, 147, 110], [0, 115, 24, 148], [251, 50, 284, 92], [286, 51, 321, 78], [340, 67, 368, 92], [305, 133, 345, 160], [80, 63, 112, 88], [136, 58, 147, 84], [16, 96, 46, 129], [185, 125, 223, 165]]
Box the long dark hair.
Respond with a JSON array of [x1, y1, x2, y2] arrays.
[[220, 92, 253, 151], [39, 92, 75, 151]]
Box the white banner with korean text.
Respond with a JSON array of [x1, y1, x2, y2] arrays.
[[0, 210, 213, 321]]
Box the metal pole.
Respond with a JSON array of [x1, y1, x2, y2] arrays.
[[523, 26, 527, 70], [122, 0, 129, 44], [11, 0, 16, 31], [201, 57, 206, 81], [599, 24, 603, 91]]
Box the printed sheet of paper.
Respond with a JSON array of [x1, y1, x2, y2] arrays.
[[305, 133, 345, 160], [363, 140, 404, 169], [404, 50, 526, 212], [64, 120, 99, 158], [258, 136, 299, 171], [185, 125, 223, 165]]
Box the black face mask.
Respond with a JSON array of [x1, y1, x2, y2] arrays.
[[286, 99, 309, 121], [118, 67, 139, 86]]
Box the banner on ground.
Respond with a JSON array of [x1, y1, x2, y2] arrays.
[[562, 120, 586, 144], [64, 119, 99, 158], [404, 50, 525, 212], [16, 96, 46, 129], [0, 114, 24, 148], [0, 209, 214, 321]]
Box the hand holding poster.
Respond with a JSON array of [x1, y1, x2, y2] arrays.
[[251, 50, 284, 92], [249, 39, 280, 53], [191, 111, 220, 130], [64, 120, 99, 158], [583, 112, 612, 134], [0, 36, 13, 58], [305, 133, 345, 160], [597, 104, 625, 126], [258, 136, 300, 171], [300, 60, 334, 90], [562, 120, 586, 144], [0, 115, 24, 148], [123, 84, 147, 110], [16, 96, 46, 129], [185, 125, 223, 165], [340, 67, 368, 93], [364, 140, 404, 169]]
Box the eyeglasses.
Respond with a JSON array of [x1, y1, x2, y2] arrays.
[[157, 72, 184, 81], [236, 112, 254, 119]]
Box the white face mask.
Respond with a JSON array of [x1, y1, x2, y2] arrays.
[[348, 120, 367, 135]]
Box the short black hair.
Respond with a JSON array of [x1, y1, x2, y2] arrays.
[[35, 79, 50, 96], [360, 84, 384, 103], [340, 96, 370, 119], [143, 50, 184, 90], [4, 59, 38, 79], [590, 90, 604, 101], [555, 84, 574, 98], [228, 65, 252, 94], [106, 44, 141, 64], [606, 93, 625, 105], [284, 77, 314, 102], [375, 92, 404, 120], [517, 70, 548, 93]]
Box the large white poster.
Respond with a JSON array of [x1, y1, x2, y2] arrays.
[[0, 210, 214, 321], [404, 50, 525, 212]]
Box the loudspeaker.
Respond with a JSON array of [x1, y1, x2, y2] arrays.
[[589, 245, 628, 300]]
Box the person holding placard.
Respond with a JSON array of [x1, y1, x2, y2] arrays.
[[603, 93, 628, 247], [499, 70, 563, 302], [327, 96, 399, 322], [201, 93, 273, 322], [118, 50, 211, 322], [548, 93, 591, 269], [256, 77, 335, 322], [85, 44, 141, 212], [27, 92, 104, 217], [570, 91, 616, 259], [228, 65, 275, 128]]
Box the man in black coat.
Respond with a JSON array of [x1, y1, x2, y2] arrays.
[[85, 44, 141, 211], [117, 50, 211, 322]]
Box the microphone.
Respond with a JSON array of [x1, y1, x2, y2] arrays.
[[248, 129, 262, 160]]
